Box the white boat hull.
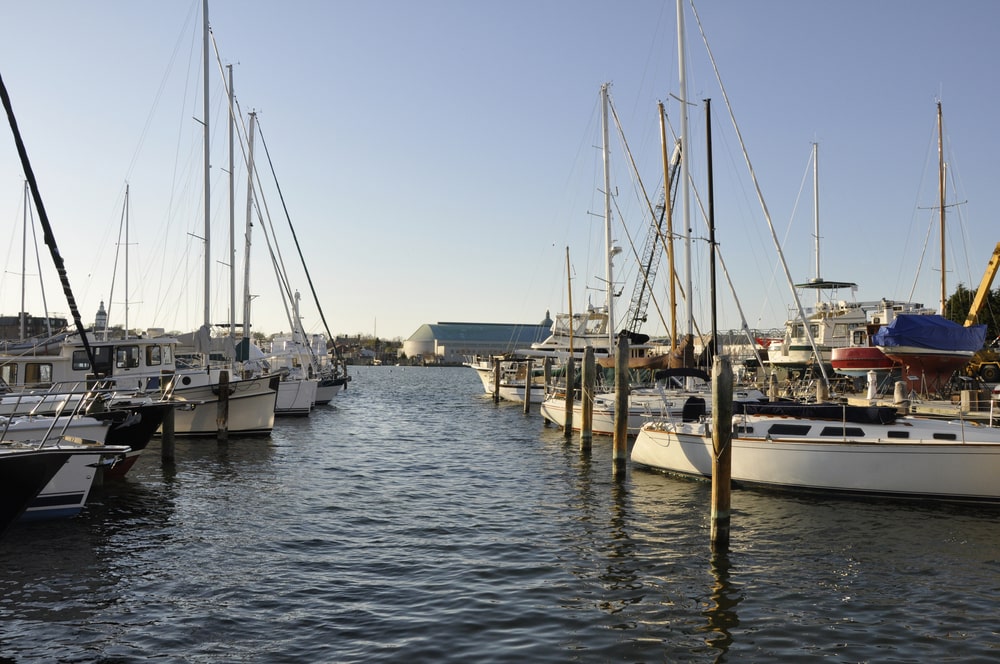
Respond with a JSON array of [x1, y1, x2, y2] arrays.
[[632, 415, 1000, 502], [167, 376, 277, 436], [22, 444, 130, 520], [275, 378, 317, 416]]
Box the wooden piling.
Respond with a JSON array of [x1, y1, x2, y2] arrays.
[[816, 379, 829, 403], [542, 357, 552, 427], [563, 357, 575, 437], [217, 370, 230, 443], [523, 359, 533, 415], [161, 404, 175, 463], [492, 357, 501, 403], [580, 346, 595, 450], [711, 357, 734, 551], [613, 334, 629, 471]]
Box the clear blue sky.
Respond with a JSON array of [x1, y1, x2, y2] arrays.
[[1, 1, 998, 341]]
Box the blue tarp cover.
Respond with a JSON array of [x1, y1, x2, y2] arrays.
[[872, 314, 986, 352]]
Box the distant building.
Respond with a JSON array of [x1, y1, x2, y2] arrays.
[[0, 312, 68, 341], [402, 313, 554, 365]]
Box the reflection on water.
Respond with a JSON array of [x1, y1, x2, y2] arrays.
[[701, 550, 740, 659]]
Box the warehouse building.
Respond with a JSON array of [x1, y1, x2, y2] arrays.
[[402, 313, 553, 365]]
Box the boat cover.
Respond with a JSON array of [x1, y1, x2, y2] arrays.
[[735, 401, 899, 424], [872, 314, 986, 353]]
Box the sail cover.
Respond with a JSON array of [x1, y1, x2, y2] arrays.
[[872, 314, 986, 352]]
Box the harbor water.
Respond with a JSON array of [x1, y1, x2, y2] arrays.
[[1, 366, 998, 662]]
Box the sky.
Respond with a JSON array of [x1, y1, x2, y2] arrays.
[[1, 1, 998, 342]]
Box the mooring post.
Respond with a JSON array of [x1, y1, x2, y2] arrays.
[[161, 404, 175, 463], [217, 370, 230, 443], [563, 357, 575, 437], [768, 370, 779, 402], [816, 378, 829, 403], [523, 359, 533, 415], [580, 346, 595, 450], [492, 357, 501, 403], [711, 356, 734, 551], [542, 357, 552, 427], [613, 334, 629, 472]]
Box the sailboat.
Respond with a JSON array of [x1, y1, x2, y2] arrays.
[[873, 102, 986, 395], [151, 0, 277, 435], [630, 49, 1000, 502], [537, 83, 755, 435]]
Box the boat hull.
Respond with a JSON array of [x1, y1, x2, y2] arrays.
[[830, 346, 896, 377], [22, 445, 131, 520], [167, 377, 277, 437], [0, 448, 74, 536], [880, 347, 973, 393], [632, 416, 1000, 502], [275, 378, 317, 416]]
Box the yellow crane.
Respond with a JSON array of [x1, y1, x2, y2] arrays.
[[963, 241, 1000, 382], [964, 241, 1000, 326]]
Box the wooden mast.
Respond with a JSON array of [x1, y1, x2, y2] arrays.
[[659, 102, 678, 351], [938, 101, 947, 316]]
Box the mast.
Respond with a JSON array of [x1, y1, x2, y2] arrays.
[[938, 101, 946, 316], [566, 246, 574, 355], [706, 98, 717, 359], [228, 63, 236, 341], [242, 111, 257, 336], [20, 181, 27, 341], [676, 0, 693, 345], [202, 0, 212, 330], [659, 102, 678, 350], [124, 183, 130, 338], [601, 83, 615, 349], [812, 142, 820, 305]]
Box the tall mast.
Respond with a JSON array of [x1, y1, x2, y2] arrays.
[[202, 0, 211, 329], [601, 83, 614, 349], [706, 98, 717, 359], [676, 0, 693, 343], [20, 181, 27, 341], [228, 63, 236, 340], [242, 112, 257, 336], [938, 101, 946, 316], [659, 102, 677, 350], [812, 142, 820, 305], [124, 183, 130, 338]]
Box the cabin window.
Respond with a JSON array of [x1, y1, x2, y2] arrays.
[[24, 363, 53, 387], [146, 345, 162, 367], [72, 349, 91, 371], [116, 345, 140, 369], [852, 330, 867, 345], [833, 323, 851, 337], [733, 425, 754, 435], [809, 324, 819, 337], [0, 364, 16, 385], [932, 433, 957, 441], [791, 324, 804, 338], [767, 423, 812, 436], [887, 431, 909, 439], [819, 426, 865, 437]]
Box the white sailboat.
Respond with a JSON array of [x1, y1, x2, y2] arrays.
[[631, 400, 1000, 503], [164, 0, 277, 435]]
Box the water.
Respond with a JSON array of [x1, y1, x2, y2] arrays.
[[1, 365, 998, 663]]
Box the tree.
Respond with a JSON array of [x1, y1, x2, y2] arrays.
[[945, 283, 1000, 343]]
